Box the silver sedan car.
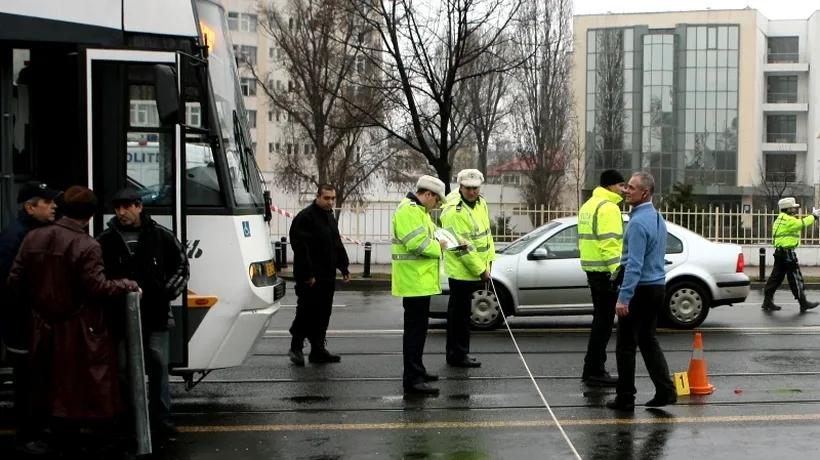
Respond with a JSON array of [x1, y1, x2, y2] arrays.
[[430, 215, 751, 330]]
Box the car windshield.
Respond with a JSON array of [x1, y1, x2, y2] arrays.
[[497, 221, 563, 255], [196, 0, 266, 208]]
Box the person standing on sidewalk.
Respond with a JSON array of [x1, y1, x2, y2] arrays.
[[439, 169, 494, 368], [607, 172, 676, 412], [288, 184, 350, 366], [577, 170, 625, 387], [0, 180, 60, 454], [392, 175, 447, 395], [762, 197, 819, 313], [97, 188, 189, 439]]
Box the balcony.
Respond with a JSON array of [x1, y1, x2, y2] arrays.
[[763, 53, 809, 73], [762, 93, 808, 112], [761, 133, 808, 152]]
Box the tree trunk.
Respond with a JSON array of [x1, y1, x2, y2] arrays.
[[433, 158, 453, 195], [477, 142, 488, 177]]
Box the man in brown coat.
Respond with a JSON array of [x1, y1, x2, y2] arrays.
[[7, 185, 141, 454]]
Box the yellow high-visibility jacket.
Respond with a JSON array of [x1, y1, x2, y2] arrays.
[[577, 186, 623, 274], [439, 191, 495, 281], [773, 212, 815, 249], [391, 194, 442, 297]]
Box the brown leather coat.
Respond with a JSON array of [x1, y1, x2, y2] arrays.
[[7, 218, 138, 419]]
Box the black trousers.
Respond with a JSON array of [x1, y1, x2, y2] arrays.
[[446, 279, 483, 362], [10, 352, 37, 441], [764, 249, 805, 300], [402, 296, 431, 387], [583, 271, 617, 376], [290, 280, 336, 346], [615, 285, 676, 402]]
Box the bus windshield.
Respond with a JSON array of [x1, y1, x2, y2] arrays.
[[195, 0, 265, 208]]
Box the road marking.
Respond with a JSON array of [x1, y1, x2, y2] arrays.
[[170, 413, 820, 433], [264, 326, 820, 337], [280, 304, 347, 308]]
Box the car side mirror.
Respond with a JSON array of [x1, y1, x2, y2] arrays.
[[154, 64, 181, 126], [528, 247, 549, 260]]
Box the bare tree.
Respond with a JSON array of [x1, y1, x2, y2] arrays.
[[344, 0, 523, 193], [510, 0, 573, 225], [459, 34, 510, 176], [755, 155, 801, 211], [251, 0, 391, 211], [564, 117, 591, 210]]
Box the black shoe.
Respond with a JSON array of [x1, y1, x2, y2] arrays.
[[606, 398, 635, 412], [309, 343, 342, 363], [583, 372, 618, 387], [762, 300, 782, 311], [800, 300, 819, 313], [645, 394, 677, 408], [404, 383, 440, 395], [448, 356, 481, 368], [423, 373, 439, 382], [289, 348, 305, 366]]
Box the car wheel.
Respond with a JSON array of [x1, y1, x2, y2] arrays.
[[664, 281, 710, 329], [469, 288, 506, 331]]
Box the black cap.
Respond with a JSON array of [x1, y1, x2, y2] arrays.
[[600, 169, 625, 188], [111, 188, 142, 206], [17, 180, 61, 204]]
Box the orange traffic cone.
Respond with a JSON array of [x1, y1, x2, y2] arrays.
[[687, 332, 715, 395]]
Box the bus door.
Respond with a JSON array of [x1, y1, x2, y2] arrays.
[[83, 49, 189, 368]]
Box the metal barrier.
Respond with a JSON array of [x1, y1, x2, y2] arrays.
[[124, 292, 152, 456], [363, 242, 372, 278], [759, 248, 766, 282], [280, 237, 288, 269]]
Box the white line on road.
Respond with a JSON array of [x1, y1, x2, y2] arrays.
[[279, 304, 347, 308]]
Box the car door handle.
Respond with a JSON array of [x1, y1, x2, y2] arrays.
[[665, 259, 673, 265]]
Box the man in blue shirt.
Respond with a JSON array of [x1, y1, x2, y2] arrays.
[[606, 172, 676, 412]]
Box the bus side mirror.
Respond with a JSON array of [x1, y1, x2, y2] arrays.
[[155, 64, 181, 126]]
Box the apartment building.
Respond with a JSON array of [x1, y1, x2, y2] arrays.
[[573, 9, 820, 208]]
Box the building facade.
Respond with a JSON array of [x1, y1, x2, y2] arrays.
[[574, 9, 820, 209]]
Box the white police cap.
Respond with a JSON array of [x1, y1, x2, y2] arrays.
[[457, 169, 484, 187], [416, 175, 446, 201]]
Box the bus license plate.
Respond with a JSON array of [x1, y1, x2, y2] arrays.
[[265, 261, 275, 277]]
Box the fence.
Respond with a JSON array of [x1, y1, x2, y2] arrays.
[[269, 202, 820, 247]]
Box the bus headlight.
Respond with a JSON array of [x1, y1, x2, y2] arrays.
[[249, 259, 277, 287]]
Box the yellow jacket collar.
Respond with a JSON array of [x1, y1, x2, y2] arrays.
[[592, 186, 623, 205]]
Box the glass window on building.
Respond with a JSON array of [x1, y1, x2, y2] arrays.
[[767, 37, 799, 63], [765, 154, 796, 183], [682, 25, 740, 187]]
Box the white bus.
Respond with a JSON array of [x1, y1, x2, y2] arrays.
[[0, 0, 285, 388]]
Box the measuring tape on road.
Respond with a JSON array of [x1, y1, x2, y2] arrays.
[[491, 278, 584, 460]]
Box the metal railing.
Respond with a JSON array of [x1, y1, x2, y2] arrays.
[[763, 132, 807, 143], [764, 93, 808, 104], [765, 53, 807, 64], [268, 202, 820, 247]]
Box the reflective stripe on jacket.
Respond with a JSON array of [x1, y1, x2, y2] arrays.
[[391, 194, 442, 297], [773, 212, 815, 249], [577, 187, 623, 273], [439, 191, 496, 281]]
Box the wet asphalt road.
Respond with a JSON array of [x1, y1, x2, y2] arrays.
[[3, 288, 820, 459]]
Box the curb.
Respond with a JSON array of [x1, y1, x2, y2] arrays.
[[277, 277, 820, 293]]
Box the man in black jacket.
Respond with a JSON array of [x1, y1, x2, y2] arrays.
[[0, 180, 59, 454], [97, 188, 189, 437], [288, 184, 350, 366]]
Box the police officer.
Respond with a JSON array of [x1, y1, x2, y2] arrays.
[[393, 175, 447, 395], [762, 197, 820, 312], [439, 169, 494, 368], [0, 180, 60, 454], [577, 169, 625, 387]]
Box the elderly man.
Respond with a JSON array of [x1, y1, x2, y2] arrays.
[[392, 175, 448, 395], [439, 169, 494, 368], [0, 180, 60, 454], [607, 172, 676, 412], [762, 197, 820, 312]]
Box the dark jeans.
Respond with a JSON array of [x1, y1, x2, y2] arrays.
[[290, 280, 336, 347], [402, 296, 431, 387], [583, 271, 617, 376], [117, 329, 172, 428], [764, 249, 805, 300], [615, 285, 675, 402], [446, 279, 482, 362]]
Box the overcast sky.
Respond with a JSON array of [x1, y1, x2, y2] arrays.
[[574, 0, 818, 21]]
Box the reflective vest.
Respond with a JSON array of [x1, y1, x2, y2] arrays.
[[577, 187, 624, 273], [391, 196, 442, 297], [772, 212, 815, 249], [439, 191, 496, 281]]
